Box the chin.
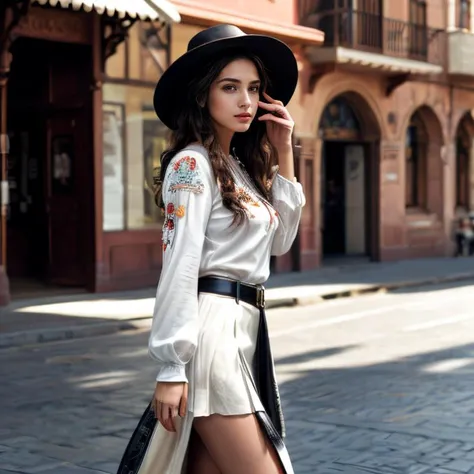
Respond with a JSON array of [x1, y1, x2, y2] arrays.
[[233, 123, 252, 133]]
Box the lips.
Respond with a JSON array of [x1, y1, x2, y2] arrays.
[[235, 113, 252, 118]]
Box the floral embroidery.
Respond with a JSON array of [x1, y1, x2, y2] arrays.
[[168, 156, 204, 194], [236, 187, 260, 207], [175, 205, 186, 218], [162, 203, 186, 251]]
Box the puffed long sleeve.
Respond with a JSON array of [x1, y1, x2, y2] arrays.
[[271, 174, 306, 256], [149, 151, 214, 383]]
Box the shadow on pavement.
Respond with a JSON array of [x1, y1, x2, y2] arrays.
[[2, 328, 474, 473], [276, 345, 359, 365], [276, 341, 474, 473]]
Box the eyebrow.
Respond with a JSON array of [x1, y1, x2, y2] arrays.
[[216, 77, 261, 84]]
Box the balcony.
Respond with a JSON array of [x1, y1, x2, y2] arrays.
[[448, 30, 474, 77], [301, 8, 445, 79]]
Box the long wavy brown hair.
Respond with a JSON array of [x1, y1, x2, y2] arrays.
[[154, 50, 278, 225]]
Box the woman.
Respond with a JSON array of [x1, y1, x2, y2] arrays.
[[117, 24, 305, 474]]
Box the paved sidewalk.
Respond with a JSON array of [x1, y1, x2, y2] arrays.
[[1, 257, 473, 349]]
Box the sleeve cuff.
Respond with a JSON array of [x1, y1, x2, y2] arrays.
[[274, 174, 306, 208], [156, 364, 188, 383]]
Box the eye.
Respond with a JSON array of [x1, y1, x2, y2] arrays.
[[223, 84, 237, 92], [249, 85, 260, 93]]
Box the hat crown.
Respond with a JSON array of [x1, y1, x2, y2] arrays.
[[187, 24, 245, 52]]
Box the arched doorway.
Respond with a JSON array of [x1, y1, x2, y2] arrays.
[[319, 93, 381, 262], [454, 112, 474, 212]]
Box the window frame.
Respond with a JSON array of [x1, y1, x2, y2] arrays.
[[455, 121, 471, 209], [457, 0, 471, 30], [405, 114, 428, 209]]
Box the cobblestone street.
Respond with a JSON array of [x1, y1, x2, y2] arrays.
[[2, 280, 474, 473]]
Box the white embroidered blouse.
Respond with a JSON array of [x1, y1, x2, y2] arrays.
[[149, 144, 306, 382]]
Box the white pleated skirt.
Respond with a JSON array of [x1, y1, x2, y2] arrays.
[[137, 293, 265, 474]]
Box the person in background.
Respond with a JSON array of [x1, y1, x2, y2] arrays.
[[455, 216, 474, 257]]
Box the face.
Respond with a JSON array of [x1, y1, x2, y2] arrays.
[[207, 58, 261, 138]]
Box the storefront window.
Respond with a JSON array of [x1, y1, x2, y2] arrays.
[[102, 83, 168, 231], [103, 102, 125, 230]]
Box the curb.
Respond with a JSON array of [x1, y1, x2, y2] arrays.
[[1, 272, 474, 350], [268, 271, 474, 308], [0, 318, 151, 350]]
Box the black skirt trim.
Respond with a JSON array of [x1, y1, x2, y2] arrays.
[[116, 403, 156, 474]]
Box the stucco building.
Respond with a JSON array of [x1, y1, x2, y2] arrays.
[[1, 0, 474, 305], [292, 0, 474, 268], [0, 0, 323, 304]]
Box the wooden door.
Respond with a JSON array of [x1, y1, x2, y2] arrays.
[[344, 144, 366, 255], [45, 40, 92, 287], [47, 110, 87, 285]]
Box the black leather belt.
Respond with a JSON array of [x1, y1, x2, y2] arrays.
[[198, 276, 266, 309]]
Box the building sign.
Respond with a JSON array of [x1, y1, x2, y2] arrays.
[[382, 142, 400, 184], [14, 7, 91, 44]]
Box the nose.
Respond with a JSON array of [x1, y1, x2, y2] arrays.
[[239, 90, 251, 109]]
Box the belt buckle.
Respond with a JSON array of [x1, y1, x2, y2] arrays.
[[256, 284, 265, 309]]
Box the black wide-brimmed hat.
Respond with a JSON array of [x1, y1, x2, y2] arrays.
[[153, 24, 298, 130]]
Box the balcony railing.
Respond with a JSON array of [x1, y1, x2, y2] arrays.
[[302, 8, 445, 67]]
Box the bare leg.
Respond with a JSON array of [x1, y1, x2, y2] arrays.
[[186, 428, 221, 474], [193, 414, 284, 474]]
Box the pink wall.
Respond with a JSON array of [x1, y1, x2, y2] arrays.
[[176, 0, 297, 25]]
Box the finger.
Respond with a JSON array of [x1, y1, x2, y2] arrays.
[[258, 114, 294, 127], [258, 99, 285, 110], [168, 406, 178, 432], [161, 404, 176, 432], [160, 402, 170, 430], [156, 401, 164, 424], [169, 406, 179, 432], [263, 91, 283, 106], [179, 384, 188, 417], [258, 102, 291, 120], [258, 100, 276, 110], [153, 400, 161, 419]]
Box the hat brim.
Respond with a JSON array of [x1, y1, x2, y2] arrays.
[[153, 34, 298, 130]]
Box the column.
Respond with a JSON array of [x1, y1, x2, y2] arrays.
[[0, 46, 12, 305], [447, 0, 456, 31], [470, 3, 474, 32], [91, 12, 105, 291], [469, 138, 474, 210]]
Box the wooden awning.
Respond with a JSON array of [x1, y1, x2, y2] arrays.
[[32, 0, 181, 23]]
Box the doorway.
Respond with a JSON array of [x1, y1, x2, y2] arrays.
[[6, 38, 93, 295], [319, 93, 380, 263], [322, 141, 368, 259]]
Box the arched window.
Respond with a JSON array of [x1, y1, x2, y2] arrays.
[[319, 97, 361, 141], [405, 112, 427, 208]]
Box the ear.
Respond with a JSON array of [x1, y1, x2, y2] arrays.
[[196, 95, 206, 108]]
